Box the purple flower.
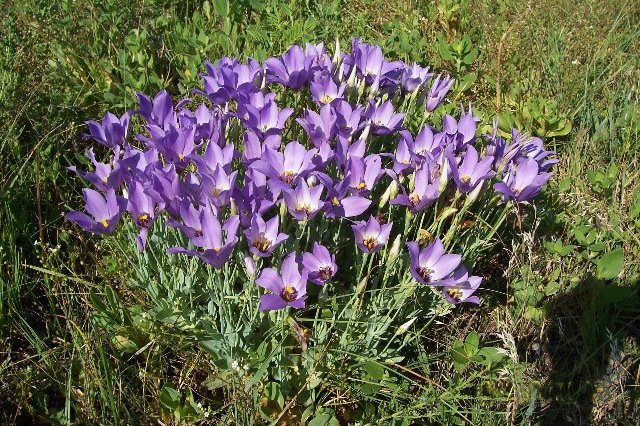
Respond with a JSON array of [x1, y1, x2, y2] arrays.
[[126, 180, 158, 251], [283, 180, 324, 221], [297, 104, 337, 148], [352, 216, 392, 253], [442, 268, 481, 305], [412, 125, 443, 161], [406, 239, 462, 286], [135, 90, 177, 129], [66, 188, 125, 234], [166, 201, 205, 240], [520, 136, 558, 172], [310, 72, 345, 105], [178, 103, 223, 143], [302, 243, 337, 285], [443, 105, 479, 149], [332, 100, 364, 138], [348, 38, 384, 83], [194, 141, 235, 175], [322, 178, 371, 218], [251, 141, 318, 192], [391, 132, 415, 175], [146, 165, 183, 217], [241, 99, 294, 139], [345, 154, 383, 195], [168, 208, 240, 269], [68, 148, 123, 192], [400, 63, 433, 94], [146, 124, 198, 164], [391, 163, 441, 213], [366, 100, 405, 136], [84, 111, 130, 148], [426, 74, 454, 112], [256, 253, 308, 311], [201, 164, 237, 208], [494, 157, 552, 202], [265, 45, 311, 90], [447, 145, 495, 193], [243, 214, 288, 257], [233, 174, 276, 228], [201, 57, 262, 104]]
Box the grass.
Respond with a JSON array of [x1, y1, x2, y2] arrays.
[[1, 0, 639, 424]]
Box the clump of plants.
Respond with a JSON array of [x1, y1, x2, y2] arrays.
[[66, 38, 555, 420]]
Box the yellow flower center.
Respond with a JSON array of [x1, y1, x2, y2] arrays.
[[319, 266, 333, 280], [362, 236, 378, 250], [416, 266, 434, 282], [461, 175, 471, 184], [409, 193, 420, 207], [100, 218, 109, 228], [447, 288, 463, 301], [281, 171, 296, 184], [296, 203, 312, 214], [137, 214, 150, 228], [280, 286, 298, 302], [252, 235, 271, 253], [331, 196, 340, 206], [178, 154, 184, 160], [355, 182, 367, 190], [320, 94, 334, 104]]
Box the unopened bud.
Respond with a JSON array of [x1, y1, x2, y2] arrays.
[[346, 63, 358, 88], [387, 234, 402, 261], [306, 174, 319, 187], [243, 254, 256, 278], [359, 124, 371, 144], [465, 181, 484, 206], [379, 180, 398, 208], [395, 317, 417, 336], [356, 276, 368, 294], [438, 159, 450, 193], [332, 37, 341, 65]]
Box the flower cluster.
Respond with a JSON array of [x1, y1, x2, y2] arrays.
[[67, 39, 555, 311]]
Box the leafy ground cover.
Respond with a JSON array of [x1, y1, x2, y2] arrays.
[[1, 0, 639, 424]]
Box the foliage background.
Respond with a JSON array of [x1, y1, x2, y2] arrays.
[[1, 0, 639, 424]]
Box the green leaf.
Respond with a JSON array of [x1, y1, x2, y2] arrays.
[[451, 342, 469, 365], [437, 39, 454, 61], [362, 361, 384, 381], [159, 384, 182, 410], [629, 190, 640, 219], [464, 331, 479, 352], [596, 249, 624, 280], [213, 0, 229, 17], [545, 281, 561, 296], [308, 413, 332, 426], [523, 306, 545, 322]]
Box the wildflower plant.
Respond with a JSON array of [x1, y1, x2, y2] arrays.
[[67, 38, 555, 413]]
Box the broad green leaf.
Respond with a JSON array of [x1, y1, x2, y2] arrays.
[[464, 331, 479, 352], [596, 249, 624, 280]]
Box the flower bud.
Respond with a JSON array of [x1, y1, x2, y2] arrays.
[[346, 63, 358, 88], [465, 181, 484, 206], [356, 276, 368, 294], [306, 174, 318, 187], [332, 37, 341, 65], [359, 123, 371, 144], [394, 317, 417, 336], [243, 254, 256, 278], [387, 234, 402, 261], [378, 180, 398, 208], [438, 158, 450, 193]]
